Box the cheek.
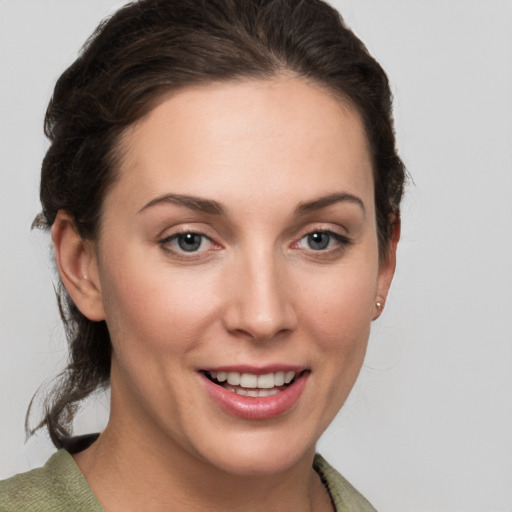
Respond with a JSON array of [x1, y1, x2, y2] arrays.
[[298, 261, 378, 351], [99, 254, 221, 357], [293, 261, 378, 429]]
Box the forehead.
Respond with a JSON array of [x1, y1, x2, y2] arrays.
[[111, 77, 374, 215]]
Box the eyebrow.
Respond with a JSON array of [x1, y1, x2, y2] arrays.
[[138, 193, 225, 215], [138, 191, 365, 217], [295, 192, 366, 216]]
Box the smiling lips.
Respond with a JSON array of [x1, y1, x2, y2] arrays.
[[201, 368, 309, 420], [207, 370, 297, 397]]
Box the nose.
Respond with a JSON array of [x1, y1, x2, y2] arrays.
[[222, 249, 297, 342]]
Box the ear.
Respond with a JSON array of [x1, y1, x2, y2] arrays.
[[51, 210, 105, 321], [373, 217, 401, 320]]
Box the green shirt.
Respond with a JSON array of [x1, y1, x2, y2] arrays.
[[0, 451, 376, 511]]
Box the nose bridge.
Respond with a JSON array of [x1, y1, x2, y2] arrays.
[[223, 242, 296, 341]]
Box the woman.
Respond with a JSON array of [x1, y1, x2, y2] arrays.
[[0, 0, 405, 510]]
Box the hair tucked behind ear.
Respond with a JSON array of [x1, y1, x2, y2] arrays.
[[26, 281, 111, 448], [29, 0, 406, 446]]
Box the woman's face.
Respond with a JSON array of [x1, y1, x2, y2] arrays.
[[88, 77, 395, 475]]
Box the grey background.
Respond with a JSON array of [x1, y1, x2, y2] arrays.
[[1, 1, 511, 510]]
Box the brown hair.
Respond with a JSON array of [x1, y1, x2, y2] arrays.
[[30, 0, 406, 447]]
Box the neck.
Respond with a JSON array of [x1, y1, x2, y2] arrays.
[[74, 422, 331, 512]]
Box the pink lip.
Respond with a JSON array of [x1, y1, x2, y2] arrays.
[[202, 364, 306, 375], [200, 370, 309, 420]]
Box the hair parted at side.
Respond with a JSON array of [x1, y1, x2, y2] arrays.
[[29, 0, 406, 447]]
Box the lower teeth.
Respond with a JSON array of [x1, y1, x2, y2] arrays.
[[225, 386, 281, 397]]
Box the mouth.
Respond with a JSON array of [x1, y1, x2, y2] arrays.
[[202, 370, 303, 397], [200, 367, 310, 420]]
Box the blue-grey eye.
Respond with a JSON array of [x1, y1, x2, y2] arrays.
[[307, 232, 331, 250], [296, 230, 348, 252], [176, 233, 203, 252]]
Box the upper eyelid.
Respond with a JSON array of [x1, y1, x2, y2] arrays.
[[296, 229, 350, 244], [293, 223, 350, 240], [154, 218, 238, 244], [161, 229, 210, 240], [158, 224, 216, 241]]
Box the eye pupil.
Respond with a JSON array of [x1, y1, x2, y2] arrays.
[[308, 232, 330, 250], [178, 233, 202, 252]]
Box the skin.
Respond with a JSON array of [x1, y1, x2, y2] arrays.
[[52, 77, 398, 511]]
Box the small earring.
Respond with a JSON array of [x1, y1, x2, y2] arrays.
[[376, 301, 383, 309]]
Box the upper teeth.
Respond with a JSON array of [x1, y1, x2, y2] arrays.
[[210, 371, 296, 388]]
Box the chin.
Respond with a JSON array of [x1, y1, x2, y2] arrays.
[[189, 423, 320, 477]]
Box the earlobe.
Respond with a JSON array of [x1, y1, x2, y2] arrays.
[[51, 210, 105, 321], [373, 217, 401, 321]]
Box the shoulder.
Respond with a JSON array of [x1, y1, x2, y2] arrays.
[[0, 450, 103, 512], [314, 453, 377, 512]]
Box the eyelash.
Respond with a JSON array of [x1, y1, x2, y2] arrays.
[[159, 228, 351, 258], [159, 231, 218, 259], [293, 229, 351, 255]]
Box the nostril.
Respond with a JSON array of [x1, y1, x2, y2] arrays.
[[221, 263, 298, 340], [223, 303, 297, 342]]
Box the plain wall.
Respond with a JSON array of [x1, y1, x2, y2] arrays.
[[1, 1, 511, 510]]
